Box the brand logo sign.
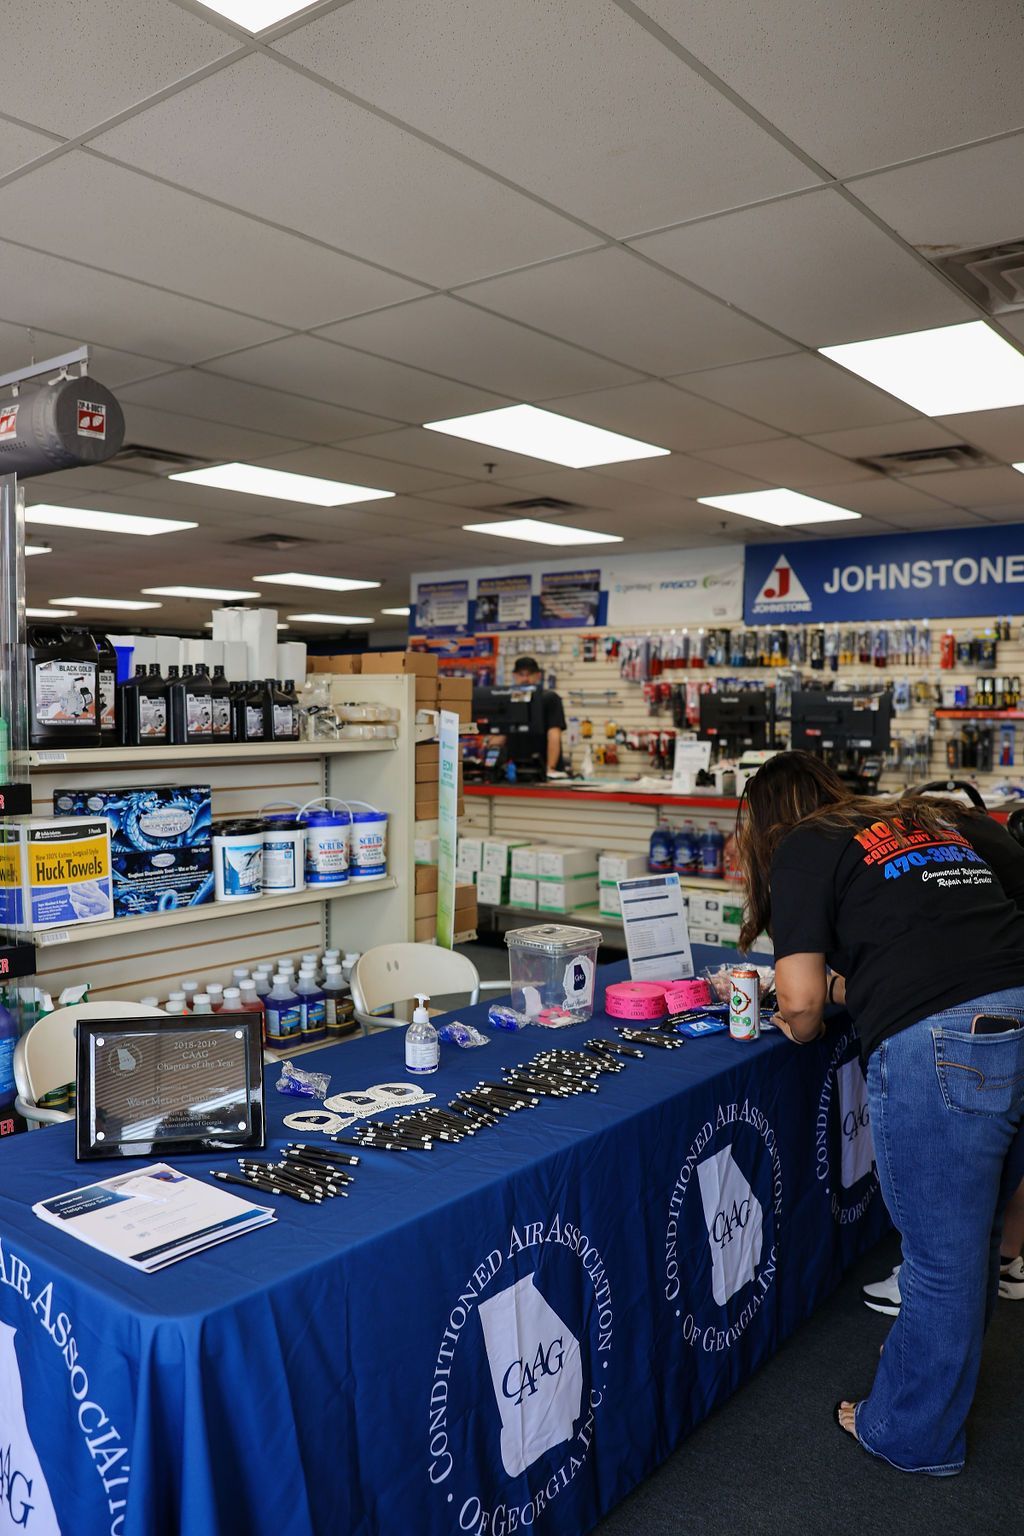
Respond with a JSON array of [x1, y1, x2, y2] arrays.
[[427, 1215, 613, 1533], [815, 1030, 878, 1224], [76, 403, 106, 440], [0, 1237, 130, 1533], [665, 1100, 782, 1353], [0, 405, 19, 442], [750, 554, 812, 614]]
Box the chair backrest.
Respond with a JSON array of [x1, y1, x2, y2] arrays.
[[351, 944, 481, 1020], [13, 1001, 166, 1106]]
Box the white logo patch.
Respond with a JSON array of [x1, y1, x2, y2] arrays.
[[0, 1321, 61, 1533], [479, 1274, 583, 1477], [837, 1058, 875, 1189], [697, 1146, 764, 1306]]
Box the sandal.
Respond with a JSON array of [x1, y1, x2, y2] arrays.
[[833, 1400, 859, 1442]]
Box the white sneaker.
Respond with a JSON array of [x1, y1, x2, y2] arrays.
[[999, 1255, 1024, 1300], [862, 1263, 901, 1316]]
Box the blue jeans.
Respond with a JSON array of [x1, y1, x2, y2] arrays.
[[855, 987, 1024, 1474]]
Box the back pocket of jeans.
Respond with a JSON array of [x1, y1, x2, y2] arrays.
[[932, 1027, 1024, 1116]]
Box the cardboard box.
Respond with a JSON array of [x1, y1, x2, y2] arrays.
[[455, 882, 478, 915], [416, 676, 440, 706], [308, 654, 362, 674], [598, 852, 649, 884], [456, 836, 483, 875], [415, 914, 437, 941], [482, 837, 530, 876], [0, 817, 114, 930], [415, 794, 440, 821], [476, 871, 509, 906], [439, 698, 472, 725], [536, 847, 599, 881], [509, 875, 538, 909], [415, 863, 439, 894], [362, 650, 438, 676], [53, 785, 212, 919], [414, 835, 439, 865], [537, 875, 599, 913], [511, 846, 539, 877], [415, 743, 439, 783], [437, 676, 473, 701], [415, 890, 439, 919]]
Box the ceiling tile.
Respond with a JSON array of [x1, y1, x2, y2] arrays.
[[935, 406, 1024, 463], [493, 466, 702, 515], [906, 465, 1024, 509], [0, 120, 59, 175], [275, 0, 819, 236], [632, 190, 972, 346], [460, 247, 792, 375], [795, 477, 961, 520], [541, 379, 779, 452], [866, 505, 989, 529], [0, 238, 285, 362], [119, 369, 397, 445], [676, 352, 916, 435], [93, 53, 593, 287], [634, 0, 1024, 175], [205, 333, 507, 422], [0, 0, 238, 137], [337, 427, 554, 482], [804, 420, 964, 458], [316, 295, 640, 399], [0, 153, 426, 328], [851, 133, 1024, 253], [121, 400, 298, 461], [969, 503, 1024, 523], [692, 436, 875, 486], [591, 455, 772, 497], [0, 317, 169, 389]]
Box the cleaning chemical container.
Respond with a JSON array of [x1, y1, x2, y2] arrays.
[[261, 812, 306, 895], [349, 805, 388, 880], [298, 799, 351, 887], [505, 923, 602, 1024], [212, 818, 264, 902]]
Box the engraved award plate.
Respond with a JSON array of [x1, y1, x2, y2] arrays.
[[76, 1013, 265, 1161]]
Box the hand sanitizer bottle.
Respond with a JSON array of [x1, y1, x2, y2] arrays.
[[405, 993, 439, 1075]]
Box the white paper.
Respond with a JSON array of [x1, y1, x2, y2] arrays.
[[618, 873, 694, 982], [671, 738, 711, 794]]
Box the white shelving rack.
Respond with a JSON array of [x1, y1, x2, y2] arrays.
[[26, 673, 415, 1007]]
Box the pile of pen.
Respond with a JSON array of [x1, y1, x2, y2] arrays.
[[613, 1025, 685, 1049], [209, 1143, 360, 1204]]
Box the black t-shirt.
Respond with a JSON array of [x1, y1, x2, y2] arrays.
[[507, 688, 566, 767], [770, 811, 1024, 1058]]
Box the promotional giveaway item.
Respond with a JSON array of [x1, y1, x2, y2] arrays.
[[505, 924, 601, 1024], [75, 1015, 265, 1161]]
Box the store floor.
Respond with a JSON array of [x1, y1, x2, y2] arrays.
[[458, 939, 1022, 1536]]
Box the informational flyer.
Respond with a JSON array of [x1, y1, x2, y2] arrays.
[[474, 574, 533, 630], [619, 873, 694, 981], [538, 569, 602, 627], [415, 580, 469, 633], [436, 709, 460, 949]]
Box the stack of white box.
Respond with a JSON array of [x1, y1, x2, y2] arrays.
[[597, 852, 649, 917], [509, 846, 540, 909]]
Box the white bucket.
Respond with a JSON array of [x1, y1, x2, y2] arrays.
[[212, 820, 264, 902], [260, 806, 306, 894], [349, 804, 388, 880]]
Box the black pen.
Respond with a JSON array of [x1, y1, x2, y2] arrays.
[[211, 1169, 315, 1204]]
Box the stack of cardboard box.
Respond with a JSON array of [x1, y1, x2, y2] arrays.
[[413, 863, 479, 941]]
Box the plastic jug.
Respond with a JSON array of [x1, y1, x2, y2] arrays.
[[699, 823, 724, 880], [673, 821, 699, 875], [26, 624, 100, 748], [209, 664, 233, 740], [94, 633, 119, 743], [649, 822, 674, 873]]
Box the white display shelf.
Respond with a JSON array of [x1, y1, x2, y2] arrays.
[[31, 877, 398, 949], [28, 739, 397, 770]]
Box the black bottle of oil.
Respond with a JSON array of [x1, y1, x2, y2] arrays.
[[27, 624, 101, 749], [243, 681, 266, 741], [169, 664, 213, 744], [94, 634, 119, 744], [209, 664, 233, 741], [119, 664, 169, 746], [265, 678, 297, 741], [229, 679, 248, 742]]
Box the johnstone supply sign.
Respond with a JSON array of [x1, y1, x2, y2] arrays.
[[744, 524, 1024, 624]]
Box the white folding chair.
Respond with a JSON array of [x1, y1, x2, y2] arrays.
[[350, 943, 506, 1033], [13, 1001, 166, 1128]]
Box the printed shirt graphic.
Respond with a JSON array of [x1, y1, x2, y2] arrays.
[[478, 1274, 582, 1478], [837, 1058, 875, 1189], [0, 1322, 61, 1534], [697, 1146, 763, 1306]]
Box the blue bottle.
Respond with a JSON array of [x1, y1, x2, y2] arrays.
[[649, 822, 674, 873], [699, 822, 724, 880], [264, 973, 302, 1042], [0, 993, 17, 1110], [295, 971, 327, 1041], [673, 822, 699, 876]]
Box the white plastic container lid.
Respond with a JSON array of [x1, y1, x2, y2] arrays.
[[505, 923, 603, 955]]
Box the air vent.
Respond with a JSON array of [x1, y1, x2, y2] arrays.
[[106, 442, 210, 475], [933, 240, 1024, 316], [492, 496, 582, 511], [229, 531, 316, 550], [855, 444, 995, 476]]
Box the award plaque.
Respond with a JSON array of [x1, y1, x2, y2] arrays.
[[75, 1013, 265, 1161]]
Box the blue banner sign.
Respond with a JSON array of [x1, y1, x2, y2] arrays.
[[744, 523, 1024, 624]]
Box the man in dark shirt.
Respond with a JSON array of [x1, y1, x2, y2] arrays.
[[511, 656, 567, 774]]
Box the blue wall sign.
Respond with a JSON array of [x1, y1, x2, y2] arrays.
[[744, 523, 1024, 624]]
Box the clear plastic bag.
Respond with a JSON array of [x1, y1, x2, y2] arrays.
[[437, 1021, 489, 1047], [276, 1060, 331, 1099]]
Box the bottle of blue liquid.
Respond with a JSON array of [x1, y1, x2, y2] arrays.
[[649, 822, 674, 873], [699, 822, 724, 880], [673, 821, 699, 876], [0, 993, 17, 1112], [264, 973, 302, 1043], [295, 968, 326, 1041]]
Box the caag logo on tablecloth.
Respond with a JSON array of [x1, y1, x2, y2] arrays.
[[816, 1029, 878, 1225], [427, 1215, 613, 1534], [664, 1100, 782, 1353], [0, 1321, 60, 1533]]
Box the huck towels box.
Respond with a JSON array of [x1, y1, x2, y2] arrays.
[[0, 817, 113, 929], [53, 785, 213, 917]]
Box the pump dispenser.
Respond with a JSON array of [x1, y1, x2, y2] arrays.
[[405, 993, 439, 1074]]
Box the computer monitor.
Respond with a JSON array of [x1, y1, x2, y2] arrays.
[[469, 686, 550, 780], [698, 689, 775, 751], [790, 690, 893, 756]]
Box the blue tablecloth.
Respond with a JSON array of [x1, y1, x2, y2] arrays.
[[0, 948, 888, 1536]]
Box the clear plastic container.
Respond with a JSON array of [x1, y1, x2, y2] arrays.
[[505, 923, 602, 1024]]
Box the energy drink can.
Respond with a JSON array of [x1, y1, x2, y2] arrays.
[[729, 968, 760, 1040]]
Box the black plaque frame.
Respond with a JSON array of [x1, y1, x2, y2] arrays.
[[75, 1013, 265, 1161]]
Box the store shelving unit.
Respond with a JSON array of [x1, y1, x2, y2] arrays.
[[28, 740, 397, 769]]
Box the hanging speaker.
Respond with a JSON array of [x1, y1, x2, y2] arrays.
[[0, 376, 125, 478]]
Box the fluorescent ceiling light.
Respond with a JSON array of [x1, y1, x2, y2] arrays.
[[424, 403, 669, 468], [25, 545, 50, 556], [27, 606, 76, 618], [253, 572, 380, 592], [196, 1, 317, 30], [287, 613, 375, 625], [205, 621, 291, 629], [820, 321, 1024, 416], [381, 606, 411, 616], [170, 462, 394, 507], [142, 585, 261, 600], [51, 597, 162, 611], [697, 489, 862, 527], [25, 504, 197, 536], [463, 518, 623, 546]]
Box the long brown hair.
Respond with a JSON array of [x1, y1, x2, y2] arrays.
[[736, 750, 973, 951]]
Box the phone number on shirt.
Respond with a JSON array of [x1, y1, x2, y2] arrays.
[[882, 844, 984, 880]]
